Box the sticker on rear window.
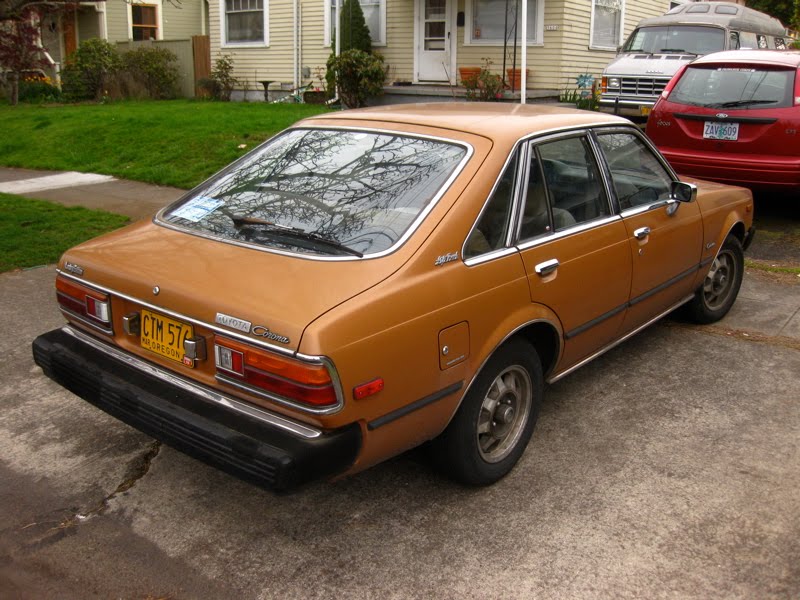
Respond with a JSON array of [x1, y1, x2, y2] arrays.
[[171, 196, 223, 222]]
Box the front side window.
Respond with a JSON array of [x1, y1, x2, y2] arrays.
[[225, 0, 266, 44], [520, 136, 608, 240], [596, 133, 672, 211], [132, 5, 158, 41], [591, 0, 623, 49], [669, 66, 794, 109], [622, 25, 725, 55], [325, 0, 386, 46], [467, 0, 541, 44], [162, 129, 467, 258]]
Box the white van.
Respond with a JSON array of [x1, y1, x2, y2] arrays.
[[599, 1, 789, 119]]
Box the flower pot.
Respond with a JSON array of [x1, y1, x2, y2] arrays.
[[303, 90, 328, 104], [506, 68, 530, 90], [459, 67, 482, 86]]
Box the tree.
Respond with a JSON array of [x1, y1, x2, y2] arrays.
[[0, 10, 48, 105], [745, 0, 798, 28], [339, 0, 372, 54]]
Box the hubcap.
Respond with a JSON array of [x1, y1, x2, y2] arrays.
[[703, 250, 737, 310], [476, 365, 532, 463]]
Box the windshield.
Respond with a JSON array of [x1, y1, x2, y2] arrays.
[[670, 65, 794, 109], [622, 25, 725, 55], [161, 128, 468, 258]]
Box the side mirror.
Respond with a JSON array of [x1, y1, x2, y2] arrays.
[[671, 181, 697, 203]]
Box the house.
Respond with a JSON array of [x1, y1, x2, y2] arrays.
[[208, 0, 708, 101], [37, 0, 208, 89]]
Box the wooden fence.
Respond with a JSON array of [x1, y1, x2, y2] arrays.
[[116, 36, 210, 98]]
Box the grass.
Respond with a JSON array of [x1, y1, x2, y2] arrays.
[[0, 193, 129, 272], [745, 258, 800, 275], [0, 100, 329, 189]]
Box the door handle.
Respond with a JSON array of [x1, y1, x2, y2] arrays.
[[633, 226, 651, 240], [534, 258, 559, 276]]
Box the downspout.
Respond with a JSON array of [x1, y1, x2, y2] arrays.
[[298, 3, 303, 88], [293, 0, 299, 90], [520, 0, 527, 103], [328, 0, 342, 105]]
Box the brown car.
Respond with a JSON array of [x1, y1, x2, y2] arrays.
[[33, 104, 754, 491]]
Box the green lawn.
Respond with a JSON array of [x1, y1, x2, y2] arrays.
[[0, 193, 130, 272], [0, 100, 329, 189]]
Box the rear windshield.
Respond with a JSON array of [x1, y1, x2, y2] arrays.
[[622, 26, 725, 55], [160, 128, 468, 258], [669, 65, 795, 109]]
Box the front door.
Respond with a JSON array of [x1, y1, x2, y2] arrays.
[[416, 0, 452, 82]]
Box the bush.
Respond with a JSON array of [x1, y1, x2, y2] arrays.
[[327, 48, 386, 108], [201, 55, 237, 101], [62, 38, 121, 101], [339, 0, 372, 54], [18, 76, 62, 103], [463, 59, 503, 101], [121, 46, 179, 99]]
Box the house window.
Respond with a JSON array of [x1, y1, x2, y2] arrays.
[[225, 0, 267, 45], [132, 5, 158, 41], [590, 0, 623, 49], [325, 0, 386, 46], [467, 0, 542, 45]]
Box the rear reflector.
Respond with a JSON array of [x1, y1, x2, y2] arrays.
[[353, 378, 384, 400], [214, 337, 338, 408]]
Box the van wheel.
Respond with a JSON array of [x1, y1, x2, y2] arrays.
[[685, 235, 744, 324], [431, 339, 543, 486]]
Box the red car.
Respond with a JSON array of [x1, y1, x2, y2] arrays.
[[646, 50, 800, 191]]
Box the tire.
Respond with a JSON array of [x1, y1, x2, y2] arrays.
[[431, 338, 543, 486], [685, 234, 744, 324]]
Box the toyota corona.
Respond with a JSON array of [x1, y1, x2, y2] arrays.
[[33, 103, 755, 491]]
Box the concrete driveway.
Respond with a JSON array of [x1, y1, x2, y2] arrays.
[[1, 263, 798, 599]]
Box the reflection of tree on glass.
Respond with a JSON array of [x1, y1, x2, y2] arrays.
[[163, 129, 467, 257]]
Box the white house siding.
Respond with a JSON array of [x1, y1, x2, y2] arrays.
[[162, 0, 204, 39], [105, 0, 130, 43], [77, 7, 102, 42], [382, 0, 414, 83]]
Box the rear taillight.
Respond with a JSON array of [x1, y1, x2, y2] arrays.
[[56, 275, 112, 332], [794, 67, 800, 106], [214, 337, 338, 408], [660, 63, 689, 100]]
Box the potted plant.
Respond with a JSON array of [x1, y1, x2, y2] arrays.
[[462, 58, 503, 101], [304, 66, 328, 104], [459, 66, 482, 87], [506, 68, 530, 90]]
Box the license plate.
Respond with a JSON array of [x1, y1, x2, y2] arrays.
[[640, 106, 652, 117], [140, 309, 194, 367], [703, 121, 739, 141]]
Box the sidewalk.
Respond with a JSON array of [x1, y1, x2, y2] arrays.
[[0, 167, 184, 220], [1, 166, 798, 343]]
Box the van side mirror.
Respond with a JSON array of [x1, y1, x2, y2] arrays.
[[671, 181, 697, 203]]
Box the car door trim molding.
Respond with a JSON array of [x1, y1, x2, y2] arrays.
[[674, 112, 778, 125], [629, 263, 700, 306], [564, 303, 628, 340], [367, 381, 464, 431]]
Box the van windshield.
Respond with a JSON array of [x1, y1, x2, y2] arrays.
[[669, 65, 794, 109], [622, 25, 725, 55], [160, 128, 468, 258]]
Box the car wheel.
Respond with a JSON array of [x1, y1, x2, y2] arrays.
[[685, 234, 744, 324], [431, 338, 543, 486]]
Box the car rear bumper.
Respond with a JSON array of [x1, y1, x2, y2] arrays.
[[32, 327, 361, 492], [661, 149, 800, 190]]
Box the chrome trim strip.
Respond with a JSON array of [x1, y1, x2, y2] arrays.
[[462, 246, 519, 267], [548, 294, 694, 384], [367, 381, 464, 431], [516, 215, 622, 251], [216, 371, 344, 416], [58, 306, 114, 336], [57, 270, 296, 357], [61, 326, 322, 439], [155, 126, 474, 262]]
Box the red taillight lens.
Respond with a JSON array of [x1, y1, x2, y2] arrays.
[[794, 67, 800, 106], [214, 337, 337, 408], [56, 275, 112, 329]]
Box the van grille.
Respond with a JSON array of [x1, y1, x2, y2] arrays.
[[620, 77, 670, 97]]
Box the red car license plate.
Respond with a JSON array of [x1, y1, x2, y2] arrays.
[[703, 121, 739, 141]]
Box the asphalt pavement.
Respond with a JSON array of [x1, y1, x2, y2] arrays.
[[1, 168, 798, 599]]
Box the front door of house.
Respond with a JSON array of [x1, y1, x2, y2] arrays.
[[416, 0, 452, 82]]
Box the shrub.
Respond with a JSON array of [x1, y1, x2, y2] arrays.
[[62, 38, 121, 101], [326, 48, 386, 108], [463, 59, 503, 102], [202, 55, 237, 101], [121, 46, 179, 99], [339, 0, 372, 54], [18, 76, 62, 103]]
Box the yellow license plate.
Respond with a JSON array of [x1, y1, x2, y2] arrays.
[[640, 106, 652, 116], [140, 309, 194, 367]]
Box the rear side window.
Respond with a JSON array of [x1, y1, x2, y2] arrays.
[[670, 66, 794, 109]]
